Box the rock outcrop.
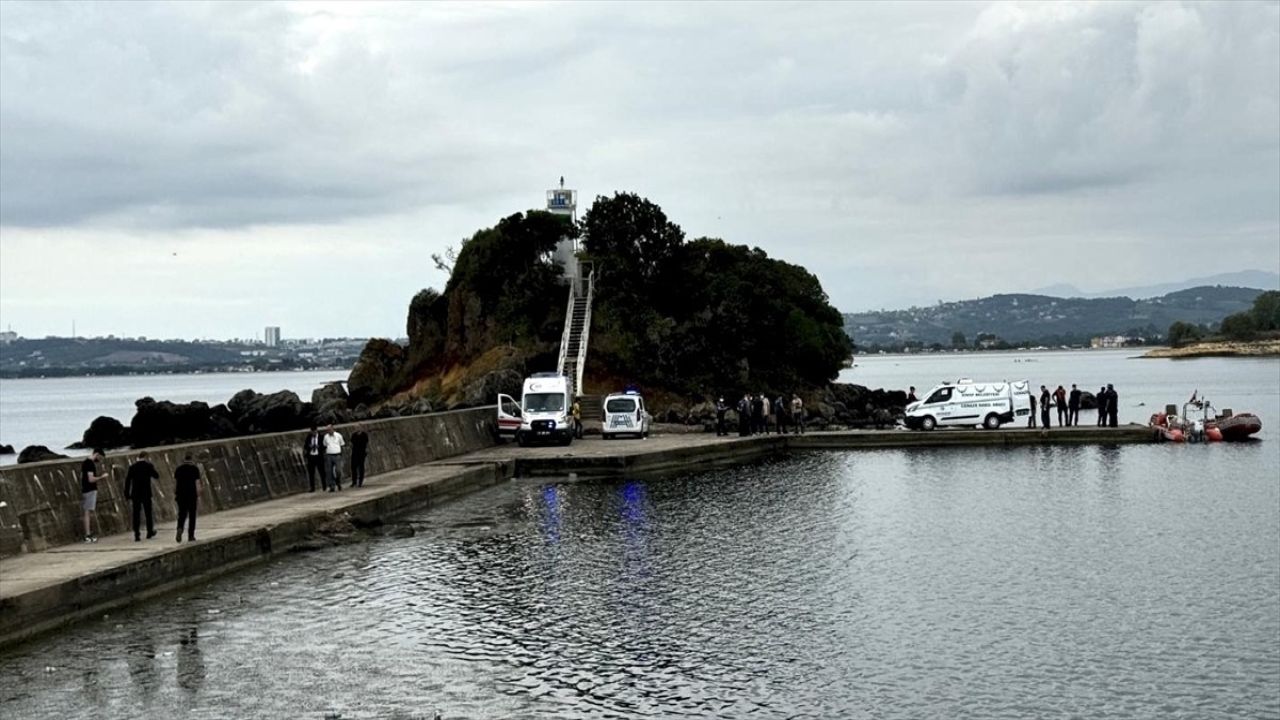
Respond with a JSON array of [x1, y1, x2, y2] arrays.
[[227, 390, 312, 434], [17, 445, 69, 464], [0, 444, 14, 455], [347, 339, 406, 407], [130, 397, 240, 448], [77, 416, 131, 450]]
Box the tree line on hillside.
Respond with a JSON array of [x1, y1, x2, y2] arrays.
[[1168, 290, 1280, 347]]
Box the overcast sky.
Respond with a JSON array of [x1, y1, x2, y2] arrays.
[[1, 1, 1277, 340]]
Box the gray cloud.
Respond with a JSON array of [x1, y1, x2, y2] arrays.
[[0, 1, 1276, 336]]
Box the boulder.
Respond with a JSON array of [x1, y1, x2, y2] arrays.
[[17, 445, 69, 464], [226, 390, 309, 434], [662, 404, 688, 424], [311, 381, 349, 409], [1080, 391, 1098, 410], [0, 444, 13, 455], [347, 339, 406, 407], [78, 415, 130, 450], [130, 398, 220, 448], [458, 368, 523, 408]]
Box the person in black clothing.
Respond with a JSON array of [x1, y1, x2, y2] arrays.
[[349, 425, 369, 488], [750, 394, 764, 435], [715, 398, 729, 437], [174, 454, 201, 543], [1053, 385, 1068, 427], [1068, 384, 1082, 427], [737, 395, 751, 437], [125, 451, 159, 541], [1097, 385, 1108, 426], [80, 449, 107, 543], [774, 394, 788, 435], [303, 425, 324, 492], [906, 386, 918, 404], [1028, 392, 1037, 428], [1039, 386, 1051, 429], [1106, 384, 1119, 427]]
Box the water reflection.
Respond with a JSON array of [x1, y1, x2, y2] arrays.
[[176, 627, 203, 694], [0, 448, 1276, 719]]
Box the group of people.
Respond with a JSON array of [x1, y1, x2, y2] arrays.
[[1028, 383, 1120, 428], [302, 424, 370, 492], [715, 393, 807, 436], [77, 423, 376, 544], [79, 448, 203, 544]]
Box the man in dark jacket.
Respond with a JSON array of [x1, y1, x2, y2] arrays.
[[1097, 386, 1108, 426], [349, 425, 369, 488], [124, 451, 159, 541], [1028, 392, 1037, 428], [1039, 386, 1051, 429], [750, 394, 764, 435], [1106, 384, 1119, 427], [175, 454, 201, 543], [774, 395, 788, 435], [1068, 384, 1082, 427], [715, 398, 729, 437], [737, 395, 751, 437], [303, 425, 324, 492]]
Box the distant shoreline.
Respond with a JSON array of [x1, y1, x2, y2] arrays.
[[0, 365, 353, 381], [1142, 340, 1280, 359]]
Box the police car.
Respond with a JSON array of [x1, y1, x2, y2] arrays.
[[601, 391, 651, 440]]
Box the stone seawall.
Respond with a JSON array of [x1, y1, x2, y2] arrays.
[[0, 407, 497, 558]]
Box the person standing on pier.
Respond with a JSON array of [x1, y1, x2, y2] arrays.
[[737, 395, 751, 436], [1028, 391, 1037, 428], [323, 424, 345, 491], [751, 394, 765, 435], [80, 449, 107, 543], [791, 394, 805, 434], [174, 454, 201, 543], [1097, 386, 1109, 426], [715, 397, 729, 436], [760, 394, 772, 434], [125, 451, 159, 541], [571, 398, 583, 439], [1039, 386, 1051, 429], [1105, 384, 1119, 427], [1053, 385, 1068, 427], [303, 425, 324, 492], [1068, 384, 1082, 426], [349, 425, 369, 488], [774, 394, 788, 435]]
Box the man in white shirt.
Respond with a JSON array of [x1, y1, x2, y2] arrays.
[[323, 425, 345, 492]]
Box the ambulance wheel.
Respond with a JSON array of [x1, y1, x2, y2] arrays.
[[602, 433, 612, 440], [921, 416, 937, 431], [983, 414, 1002, 430]]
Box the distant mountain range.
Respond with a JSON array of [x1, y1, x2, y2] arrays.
[[844, 285, 1266, 348], [1031, 270, 1279, 300]]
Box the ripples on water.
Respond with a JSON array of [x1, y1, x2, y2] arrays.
[[2, 442, 1277, 719]]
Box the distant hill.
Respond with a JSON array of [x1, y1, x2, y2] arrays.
[[1031, 271, 1279, 300], [845, 285, 1265, 348]]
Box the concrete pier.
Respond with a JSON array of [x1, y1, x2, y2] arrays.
[[0, 423, 1156, 649]]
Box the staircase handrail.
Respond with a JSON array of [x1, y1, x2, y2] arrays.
[[556, 283, 575, 377], [574, 269, 594, 395]]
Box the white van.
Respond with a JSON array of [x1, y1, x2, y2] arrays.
[[601, 391, 651, 440], [498, 373, 574, 446], [904, 378, 1032, 430]]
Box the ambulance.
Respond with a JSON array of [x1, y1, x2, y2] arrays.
[[498, 373, 575, 446], [903, 378, 1032, 430]]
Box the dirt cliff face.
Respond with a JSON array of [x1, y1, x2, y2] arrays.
[[348, 210, 571, 410]]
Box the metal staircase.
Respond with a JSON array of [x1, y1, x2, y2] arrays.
[[556, 269, 595, 398]]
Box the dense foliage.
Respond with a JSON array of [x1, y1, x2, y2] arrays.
[[1166, 321, 1206, 347], [582, 192, 851, 396], [1216, 290, 1280, 341]]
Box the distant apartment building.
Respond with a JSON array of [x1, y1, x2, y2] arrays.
[[1091, 335, 1131, 349], [264, 326, 281, 347]]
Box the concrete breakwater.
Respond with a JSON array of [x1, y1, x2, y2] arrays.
[[0, 421, 1157, 649], [0, 406, 497, 559]]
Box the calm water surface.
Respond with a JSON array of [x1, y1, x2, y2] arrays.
[[0, 370, 346, 463], [0, 352, 1276, 719]]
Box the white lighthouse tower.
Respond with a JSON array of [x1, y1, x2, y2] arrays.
[[546, 177, 579, 282]]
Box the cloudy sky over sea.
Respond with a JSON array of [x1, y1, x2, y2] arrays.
[[1, 1, 1277, 339]]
